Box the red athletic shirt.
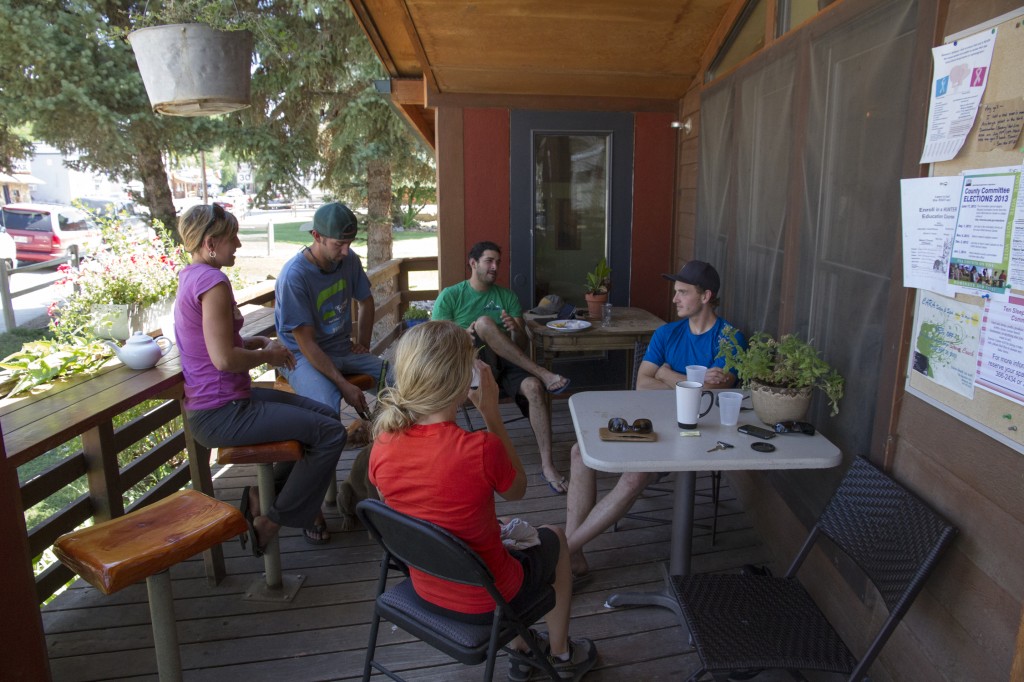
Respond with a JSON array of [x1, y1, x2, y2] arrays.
[[369, 421, 523, 614]]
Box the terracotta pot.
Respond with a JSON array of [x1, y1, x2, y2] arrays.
[[584, 292, 608, 319], [748, 381, 812, 425]]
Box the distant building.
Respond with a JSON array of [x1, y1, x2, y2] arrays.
[[1, 158, 45, 204], [28, 143, 125, 205]]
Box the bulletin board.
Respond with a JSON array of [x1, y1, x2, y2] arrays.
[[905, 8, 1024, 452]]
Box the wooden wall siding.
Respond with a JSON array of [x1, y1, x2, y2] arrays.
[[462, 108, 512, 287], [673, 87, 702, 271], [893, 395, 1023, 680], [945, 0, 1024, 35], [435, 106, 465, 289], [629, 112, 677, 320]]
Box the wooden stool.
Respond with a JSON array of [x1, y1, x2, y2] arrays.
[[273, 372, 375, 505], [215, 439, 306, 602], [54, 490, 246, 681]]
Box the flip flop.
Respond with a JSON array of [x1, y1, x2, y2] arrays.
[[546, 376, 571, 395], [304, 522, 330, 546], [238, 486, 265, 558], [544, 475, 568, 495]]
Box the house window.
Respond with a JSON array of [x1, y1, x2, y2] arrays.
[[778, 0, 839, 34], [707, 0, 767, 81]]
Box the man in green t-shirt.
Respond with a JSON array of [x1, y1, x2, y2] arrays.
[[433, 241, 571, 494]]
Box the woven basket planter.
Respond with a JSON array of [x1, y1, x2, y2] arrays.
[[748, 381, 812, 425]]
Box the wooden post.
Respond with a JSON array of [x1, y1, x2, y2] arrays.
[[0, 258, 15, 331], [80, 421, 124, 522], [1012, 604, 1024, 682], [0, 423, 53, 680]]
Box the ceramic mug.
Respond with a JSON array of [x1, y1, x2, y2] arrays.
[[676, 381, 713, 429]]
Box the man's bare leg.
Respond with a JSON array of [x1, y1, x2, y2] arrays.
[[520, 377, 562, 491], [472, 316, 567, 391], [565, 442, 656, 576]]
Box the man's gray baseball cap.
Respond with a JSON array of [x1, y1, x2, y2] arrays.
[[301, 202, 358, 240]]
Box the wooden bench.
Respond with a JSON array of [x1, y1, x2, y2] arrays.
[[53, 490, 246, 680]]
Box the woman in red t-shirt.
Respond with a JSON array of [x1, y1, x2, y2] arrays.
[[369, 321, 597, 680]]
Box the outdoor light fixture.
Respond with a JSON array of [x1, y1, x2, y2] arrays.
[[670, 118, 694, 135]]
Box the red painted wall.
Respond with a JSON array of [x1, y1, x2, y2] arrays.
[[631, 112, 677, 320], [463, 109, 511, 286]]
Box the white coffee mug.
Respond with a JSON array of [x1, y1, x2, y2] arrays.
[[676, 381, 713, 429]]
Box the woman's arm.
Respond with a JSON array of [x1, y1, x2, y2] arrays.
[[468, 359, 527, 501], [201, 283, 294, 373]]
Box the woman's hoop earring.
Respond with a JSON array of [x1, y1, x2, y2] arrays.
[[209, 251, 216, 259]]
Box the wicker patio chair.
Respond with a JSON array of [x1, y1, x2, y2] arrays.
[[671, 455, 957, 681]]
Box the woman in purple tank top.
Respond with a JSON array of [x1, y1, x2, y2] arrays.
[[174, 204, 346, 556]]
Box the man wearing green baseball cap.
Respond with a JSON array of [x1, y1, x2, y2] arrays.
[[275, 202, 386, 418]]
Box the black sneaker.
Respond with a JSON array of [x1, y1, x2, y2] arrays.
[[509, 634, 598, 682]]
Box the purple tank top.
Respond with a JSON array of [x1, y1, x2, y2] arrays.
[[174, 263, 250, 411]]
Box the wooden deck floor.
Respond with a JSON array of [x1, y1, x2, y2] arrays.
[[41, 399, 780, 682]]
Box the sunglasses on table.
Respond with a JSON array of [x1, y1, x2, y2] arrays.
[[607, 417, 653, 434]]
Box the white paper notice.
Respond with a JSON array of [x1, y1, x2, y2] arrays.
[[976, 295, 1024, 406], [901, 176, 962, 293], [911, 292, 982, 398], [947, 169, 1016, 296], [920, 29, 997, 164]]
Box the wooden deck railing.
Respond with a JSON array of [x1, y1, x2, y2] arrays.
[[3, 255, 437, 604]]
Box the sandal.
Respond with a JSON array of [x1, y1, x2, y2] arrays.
[[238, 486, 265, 558], [546, 376, 571, 395], [304, 521, 330, 545], [544, 475, 568, 495]]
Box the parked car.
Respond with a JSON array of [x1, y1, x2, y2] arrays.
[[73, 196, 155, 239], [0, 225, 16, 270], [1, 203, 103, 264]]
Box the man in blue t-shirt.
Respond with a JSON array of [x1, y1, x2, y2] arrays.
[[565, 260, 746, 578], [275, 203, 385, 416]]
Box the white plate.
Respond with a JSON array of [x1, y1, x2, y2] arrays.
[[546, 319, 592, 332]]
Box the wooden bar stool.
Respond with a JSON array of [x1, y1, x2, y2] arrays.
[[54, 490, 246, 681], [273, 372, 375, 505], [214, 439, 306, 602]]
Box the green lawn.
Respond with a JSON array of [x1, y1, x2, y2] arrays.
[[273, 220, 438, 253]]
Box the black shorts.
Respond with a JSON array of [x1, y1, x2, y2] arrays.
[[477, 338, 533, 398], [412, 526, 560, 625]]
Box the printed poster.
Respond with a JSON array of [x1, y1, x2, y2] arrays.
[[900, 176, 962, 294], [920, 29, 997, 163], [976, 295, 1024, 406], [911, 292, 982, 398], [947, 169, 1016, 296]]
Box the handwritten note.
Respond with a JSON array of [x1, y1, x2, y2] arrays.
[[976, 98, 1024, 152]]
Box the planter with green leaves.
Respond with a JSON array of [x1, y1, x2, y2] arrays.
[[583, 257, 611, 319], [403, 306, 430, 329], [717, 330, 844, 425]]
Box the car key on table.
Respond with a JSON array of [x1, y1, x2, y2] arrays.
[[707, 441, 734, 453]]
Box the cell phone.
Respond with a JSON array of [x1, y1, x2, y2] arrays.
[[737, 424, 776, 440], [470, 367, 480, 389]]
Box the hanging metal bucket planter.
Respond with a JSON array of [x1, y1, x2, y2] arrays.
[[128, 24, 253, 116]]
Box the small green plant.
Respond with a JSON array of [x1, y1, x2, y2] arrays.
[[402, 306, 430, 321], [0, 336, 112, 398], [717, 329, 845, 416], [584, 257, 611, 295]]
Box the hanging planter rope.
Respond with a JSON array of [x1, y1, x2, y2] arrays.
[[128, 23, 253, 116]]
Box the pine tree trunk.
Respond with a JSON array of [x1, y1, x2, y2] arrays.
[[134, 132, 177, 241], [367, 158, 394, 346]]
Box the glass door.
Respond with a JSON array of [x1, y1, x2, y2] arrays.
[[510, 111, 633, 309]]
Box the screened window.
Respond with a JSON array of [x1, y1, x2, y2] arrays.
[[707, 0, 767, 81]]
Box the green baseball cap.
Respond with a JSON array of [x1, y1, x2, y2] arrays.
[[301, 202, 358, 240]]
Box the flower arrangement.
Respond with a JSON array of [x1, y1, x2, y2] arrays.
[[50, 217, 187, 344]]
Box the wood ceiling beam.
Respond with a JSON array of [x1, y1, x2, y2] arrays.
[[425, 87, 677, 113], [390, 77, 426, 105], [347, 0, 399, 75], [396, 0, 440, 93]]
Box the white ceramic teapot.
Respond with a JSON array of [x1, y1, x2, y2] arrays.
[[103, 332, 174, 370]]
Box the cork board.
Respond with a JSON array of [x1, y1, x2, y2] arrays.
[[909, 10, 1024, 452]]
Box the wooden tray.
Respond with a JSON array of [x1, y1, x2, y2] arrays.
[[598, 427, 657, 442]]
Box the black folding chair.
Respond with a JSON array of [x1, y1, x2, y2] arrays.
[[671, 456, 957, 681], [356, 499, 562, 681]]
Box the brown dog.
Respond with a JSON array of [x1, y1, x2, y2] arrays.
[[336, 443, 379, 531]]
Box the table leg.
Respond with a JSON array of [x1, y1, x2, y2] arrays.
[[604, 471, 696, 629]]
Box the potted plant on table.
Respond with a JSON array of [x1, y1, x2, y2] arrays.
[[402, 306, 430, 329], [717, 330, 845, 425], [583, 257, 611, 319]]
